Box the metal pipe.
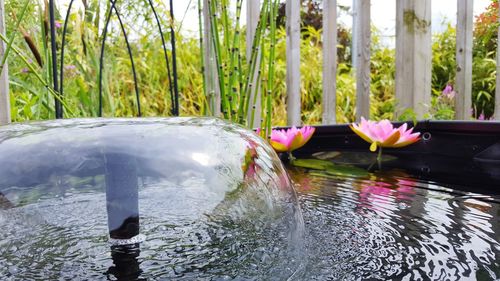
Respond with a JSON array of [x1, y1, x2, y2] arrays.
[[49, 0, 62, 118], [59, 0, 75, 106], [99, 1, 141, 117], [104, 152, 139, 240], [146, 0, 175, 116], [169, 0, 180, 116]]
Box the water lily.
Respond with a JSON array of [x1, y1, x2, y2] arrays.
[[350, 118, 420, 153], [270, 126, 315, 155]]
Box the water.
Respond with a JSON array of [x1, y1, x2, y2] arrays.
[[0, 118, 303, 280], [288, 165, 500, 280], [0, 118, 499, 280]]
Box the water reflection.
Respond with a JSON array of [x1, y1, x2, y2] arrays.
[[289, 166, 500, 280], [106, 244, 144, 281]]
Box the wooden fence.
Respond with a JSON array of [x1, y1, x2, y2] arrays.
[[1, 0, 500, 125], [205, 0, 500, 126]]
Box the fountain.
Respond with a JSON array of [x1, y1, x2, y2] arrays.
[[0, 118, 304, 279], [2, 118, 497, 280]]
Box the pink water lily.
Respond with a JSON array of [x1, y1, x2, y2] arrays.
[[350, 118, 420, 152], [270, 126, 315, 153]]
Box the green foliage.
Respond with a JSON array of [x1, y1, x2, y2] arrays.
[[3, 1, 497, 124], [471, 0, 498, 119], [370, 35, 395, 121], [429, 23, 456, 120]]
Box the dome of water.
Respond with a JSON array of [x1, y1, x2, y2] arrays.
[[0, 118, 304, 280]]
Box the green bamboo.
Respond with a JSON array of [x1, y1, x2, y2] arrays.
[[265, 0, 279, 137], [220, 0, 234, 119], [208, 0, 230, 119], [197, 0, 207, 114], [249, 66, 263, 129], [226, 0, 242, 122], [220, 0, 230, 55], [249, 28, 266, 129], [239, 0, 269, 124], [0, 0, 32, 74]]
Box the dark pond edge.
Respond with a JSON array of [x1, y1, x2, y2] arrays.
[[289, 120, 500, 194]]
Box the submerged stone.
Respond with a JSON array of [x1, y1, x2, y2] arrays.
[[0, 118, 304, 280]]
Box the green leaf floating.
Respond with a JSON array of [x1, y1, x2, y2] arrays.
[[291, 159, 334, 170], [291, 159, 369, 177]]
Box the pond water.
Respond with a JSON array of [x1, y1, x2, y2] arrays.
[[0, 119, 498, 280], [288, 165, 499, 280]]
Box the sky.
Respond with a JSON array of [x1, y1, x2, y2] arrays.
[[175, 0, 492, 46]]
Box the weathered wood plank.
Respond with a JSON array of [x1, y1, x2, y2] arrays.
[[395, 0, 431, 119], [203, 0, 221, 117], [286, 0, 301, 126], [0, 0, 10, 125], [495, 0, 500, 120], [455, 0, 473, 120], [322, 0, 337, 124], [246, 0, 261, 127], [354, 0, 370, 121]]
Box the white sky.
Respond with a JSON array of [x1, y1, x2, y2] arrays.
[[175, 0, 492, 45]]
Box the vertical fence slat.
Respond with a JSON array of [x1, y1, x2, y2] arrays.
[[0, 0, 10, 125], [203, 0, 221, 116], [495, 0, 500, 120], [286, 0, 301, 126], [354, 0, 370, 121], [395, 0, 431, 119], [322, 0, 337, 124], [455, 0, 473, 120], [246, 0, 261, 127], [352, 0, 358, 68]]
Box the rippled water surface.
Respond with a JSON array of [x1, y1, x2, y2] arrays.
[[0, 118, 303, 280], [2, 165, 498, 280], [0, 119, 498, 280], [288, 165, 500, 280]]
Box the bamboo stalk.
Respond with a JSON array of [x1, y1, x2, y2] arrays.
[[202, 0, 219, 116], [241, 0, 269, 124], [226, 0, 242, 122], [246, 0, 261, 128], [264, 0, 278, 137], [197, 0, 207, 113], [208, 0, 230, 119]]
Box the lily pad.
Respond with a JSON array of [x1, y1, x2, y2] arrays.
[[291, 159, 334, 170], [328, 151, 397, 165], [291, 158, 369, 178]]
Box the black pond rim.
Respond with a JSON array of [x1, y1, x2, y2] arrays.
[[285, 120, 500, 195]]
